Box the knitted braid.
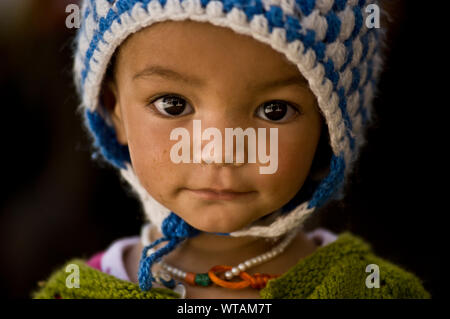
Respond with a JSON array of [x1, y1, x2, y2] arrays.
[[138, 212, 200, 290]]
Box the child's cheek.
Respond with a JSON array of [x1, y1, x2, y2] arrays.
[[128, 120, 170, 165], [123, 104, 182, 195], [257, 128, 319, 208]]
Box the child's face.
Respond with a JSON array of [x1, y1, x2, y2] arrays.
[[108, 20, 322, 233]]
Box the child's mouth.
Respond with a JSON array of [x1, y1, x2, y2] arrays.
[[185, 188, 257, 201]]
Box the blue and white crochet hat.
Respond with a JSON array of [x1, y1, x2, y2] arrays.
[[74, 0, 383, 289]]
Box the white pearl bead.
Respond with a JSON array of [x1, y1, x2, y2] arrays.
[[166, 266, 173, 272], [238, 263, 246, 271], [160, 272, 171, 281], [244, 260, 252, 268], [225, 271, 233, 280], [231, 267, 240, 276], [256, 256, 263, 263]]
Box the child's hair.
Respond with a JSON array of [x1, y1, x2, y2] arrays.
[[74, 0, 384, 290]]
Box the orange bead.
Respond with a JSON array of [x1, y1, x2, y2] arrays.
[[185, 272, 196, 286]]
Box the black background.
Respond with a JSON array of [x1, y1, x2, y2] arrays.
[[0, 0, 444, 299]]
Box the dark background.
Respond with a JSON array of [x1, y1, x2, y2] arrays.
[[0, 0, 443, 299]]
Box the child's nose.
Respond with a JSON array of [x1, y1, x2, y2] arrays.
[[199, 136, 248, 167], [194, 116, 252, 166]]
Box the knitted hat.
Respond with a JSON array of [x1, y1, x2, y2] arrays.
[[74, 0, 383, 290]]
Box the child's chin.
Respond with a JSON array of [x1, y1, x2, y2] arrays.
[[188, 217, 254, 234], [177, 204, 261, 233]]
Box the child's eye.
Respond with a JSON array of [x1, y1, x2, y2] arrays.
[[255, 100, 299, 123], [150, 94, 193, 117]]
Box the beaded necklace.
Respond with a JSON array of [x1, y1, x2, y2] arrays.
[[140, 223, 297, 297]]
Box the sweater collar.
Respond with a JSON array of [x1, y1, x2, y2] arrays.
[[34, 232, 371, 299]]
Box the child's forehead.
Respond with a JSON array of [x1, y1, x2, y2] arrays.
[[116, 20, 301, 77]]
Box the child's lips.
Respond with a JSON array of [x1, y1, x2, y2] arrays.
[[185, 188, 257, 200]]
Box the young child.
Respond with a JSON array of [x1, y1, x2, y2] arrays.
[[33, 0, 430, 299]]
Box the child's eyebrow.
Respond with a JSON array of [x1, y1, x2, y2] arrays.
[[249, 74, 308, 91], [133, 65, 205, 86], [132, 64, 308, 90]]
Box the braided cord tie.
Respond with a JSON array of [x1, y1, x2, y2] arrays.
[[208, 265, 278, 290], [138, 213, 199, 291]]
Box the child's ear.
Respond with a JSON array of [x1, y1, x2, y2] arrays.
[[101, 81, 128, 145]]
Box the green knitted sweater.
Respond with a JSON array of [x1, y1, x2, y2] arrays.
[[31, 232, 431, 299]]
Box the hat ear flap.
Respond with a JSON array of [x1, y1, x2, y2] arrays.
[[84, 109, 131, 169]]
